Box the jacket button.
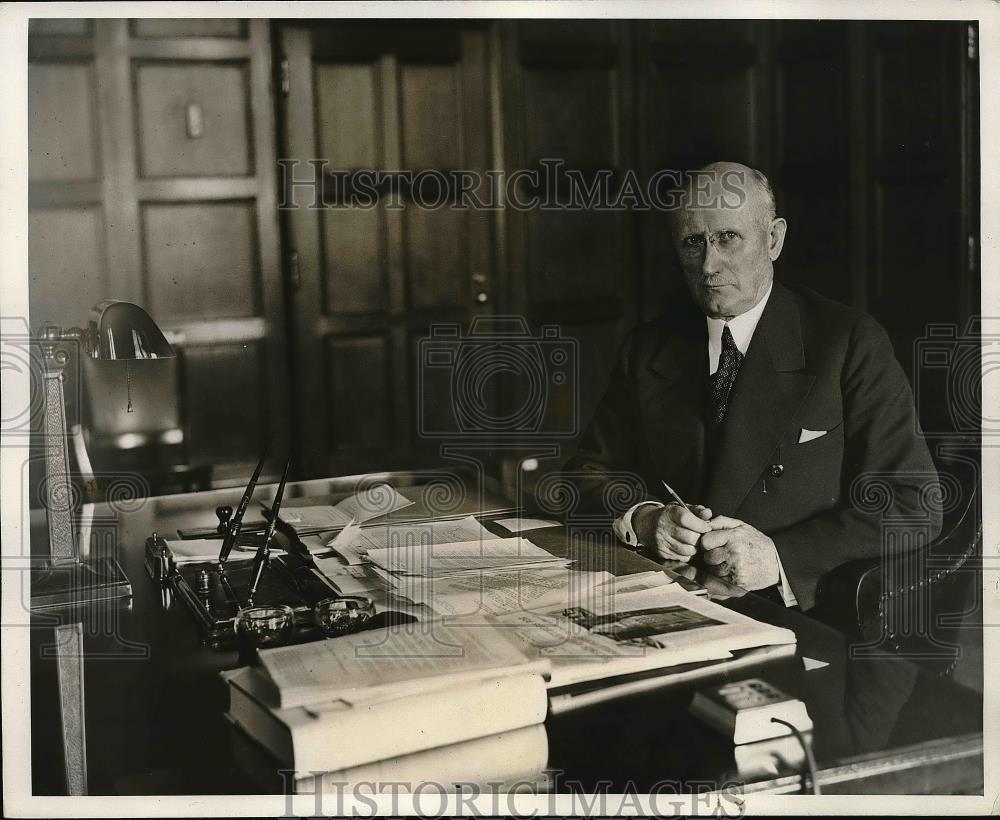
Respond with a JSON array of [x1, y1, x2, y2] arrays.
[[769, 464, 784, 478]]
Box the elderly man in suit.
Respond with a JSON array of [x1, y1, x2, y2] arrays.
[[565, 161, 940, 611]]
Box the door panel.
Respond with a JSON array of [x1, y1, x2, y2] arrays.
[[325, 335, 394, 453], [279, 22, 494, 477], [320, 208, 388, 315], [503, 20, 639, 456]]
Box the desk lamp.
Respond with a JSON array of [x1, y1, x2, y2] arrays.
[[32, 300, 175, 610]]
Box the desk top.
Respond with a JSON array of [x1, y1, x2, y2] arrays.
[[29, 472, 983, 796]]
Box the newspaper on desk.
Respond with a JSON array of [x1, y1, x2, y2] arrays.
[[491, 584, 797, 690]]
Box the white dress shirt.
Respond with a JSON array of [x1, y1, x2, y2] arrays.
[[612, 283, 799, 606]]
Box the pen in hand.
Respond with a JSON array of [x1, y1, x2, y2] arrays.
[[661, 479, 714, 527], [660, 480, 689, 510]]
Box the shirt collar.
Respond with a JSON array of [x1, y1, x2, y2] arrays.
[[706, 282, 773, 357]]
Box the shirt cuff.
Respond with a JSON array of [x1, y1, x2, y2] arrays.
[[775, 551, 799, 607], [613, 501, 665, 549]]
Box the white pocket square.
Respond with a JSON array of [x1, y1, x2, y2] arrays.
[[798, 428, 827, 444]]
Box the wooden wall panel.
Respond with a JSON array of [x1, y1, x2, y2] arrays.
[[773, 22, 851, 301], [868, 23, 964, 385], [400, 63, 461, 168], [399, 61, 468, 311], [548, 320, 621, 442], [142, 201, 259, 321], [320, 208, 387, 315], [642, 21, 758, 168], [875, 34, 948, 161], [314, 62, 380, 169], [28, 63, 100, 181], [526, 209, 621, 304], [29, 19, 92, 37], [635, 21, 762, 318], [503, 20, 638, 452], [183, 343, 266, 461], [405, 206, 468, 310], [130, 19, 245, 38], [28, 207, 107, 329], [325, 336, 392, 452], [134, 63, 252, 178], [779, 185, 852, 304], [650, 66, 755, 165], [875, 178, 958, 367], [522, 68, 615, 166], [314, 62, 388, 316], [281, 23, 493, 476]]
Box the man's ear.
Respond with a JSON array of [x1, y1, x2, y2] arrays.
[[768, 217, 788, 261]]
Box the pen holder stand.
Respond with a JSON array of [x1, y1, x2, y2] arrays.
[[148, 528, 344, 649]]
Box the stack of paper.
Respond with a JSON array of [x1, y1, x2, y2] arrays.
[[365, 537, 568, 579], [279, 484, 414, 534], [325, 514, 499, 565], [224, 621, 551, 779], [166, 537, 248, 565], [399, 566, 615, 617]]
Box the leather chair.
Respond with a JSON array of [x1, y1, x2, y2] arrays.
[[813, 482, 981, 678]]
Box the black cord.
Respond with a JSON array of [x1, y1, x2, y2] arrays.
[[770, 717, 821, 795]]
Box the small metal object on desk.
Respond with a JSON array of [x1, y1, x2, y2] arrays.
[[314, 596, 375, 636], [195, 568, 211, 597], [216, 505, 234, 535], [144, 531, 172, 583]]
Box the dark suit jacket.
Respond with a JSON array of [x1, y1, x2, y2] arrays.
[[564, 281, 941, 610]]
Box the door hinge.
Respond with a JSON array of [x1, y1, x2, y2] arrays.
[[288, 249, 301, 292], [967, 234, 977, 275], [967, 24, 977, 61], [280, 57, 290, 95]]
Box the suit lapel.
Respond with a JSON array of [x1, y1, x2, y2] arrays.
[[646, 301, 710, 500], [704, 283, 816, 515]]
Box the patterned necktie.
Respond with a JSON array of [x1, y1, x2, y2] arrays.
[[710, 324, 743, 426]]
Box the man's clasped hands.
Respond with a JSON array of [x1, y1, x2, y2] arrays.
[[633, 502, 780, 591]]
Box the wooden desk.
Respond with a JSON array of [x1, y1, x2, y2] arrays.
[[29, 472, 983, 796]]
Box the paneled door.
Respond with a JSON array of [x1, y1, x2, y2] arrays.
[[277, 22, 496, 478]]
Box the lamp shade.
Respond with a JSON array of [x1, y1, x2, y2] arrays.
[[89, 300, 175, 361]]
